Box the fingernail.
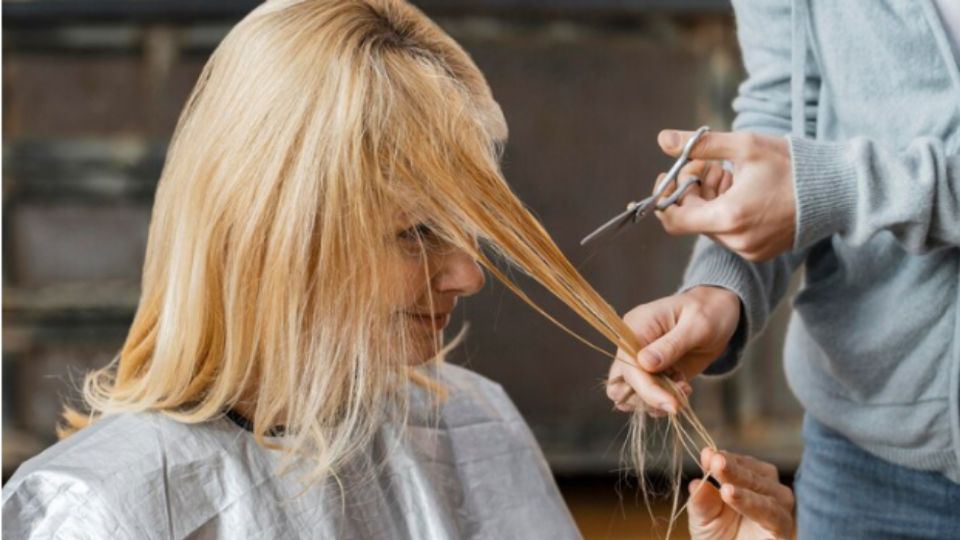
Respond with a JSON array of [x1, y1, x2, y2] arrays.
[[659, 130, 681, 150], [640, 351, 661, 370], [660, 402, 677, 415]]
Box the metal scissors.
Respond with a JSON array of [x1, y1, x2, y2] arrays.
[[579, 125, 711, 246]]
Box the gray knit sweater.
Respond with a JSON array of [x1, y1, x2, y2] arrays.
[[683, 0, 960, 483]]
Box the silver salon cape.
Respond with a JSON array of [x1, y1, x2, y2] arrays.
[[2, 364, 581, 539]]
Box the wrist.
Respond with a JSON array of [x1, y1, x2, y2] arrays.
[[689, 285, 740, 319]]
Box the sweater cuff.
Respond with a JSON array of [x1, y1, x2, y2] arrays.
[[679, 241, 761, 376], [788, 137, 859, 250]]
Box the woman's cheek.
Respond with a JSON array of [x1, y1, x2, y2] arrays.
[[384, 252, 431, 310]]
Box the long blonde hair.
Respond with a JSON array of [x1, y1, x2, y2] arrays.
[[64, 0, 713, 525]]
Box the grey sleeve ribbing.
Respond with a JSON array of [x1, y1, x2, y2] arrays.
[[679, 237, 805, 375], [790, 136, 960, 252]]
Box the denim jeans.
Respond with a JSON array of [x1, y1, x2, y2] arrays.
[[795, 415, 960, 540]]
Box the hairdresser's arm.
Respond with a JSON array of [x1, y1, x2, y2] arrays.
[[665, 0, 960, 254], [688, 448, 795, 540], [606, 0, 807, 411]]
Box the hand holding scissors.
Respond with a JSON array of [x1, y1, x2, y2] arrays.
[[583, 127, 797, 262], [580, 125, 713, 246]]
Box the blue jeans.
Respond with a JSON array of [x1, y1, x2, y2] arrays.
[[795, 415, 960, 540]]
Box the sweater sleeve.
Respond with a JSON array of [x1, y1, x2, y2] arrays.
[[680, 237, 806, 375], [679, 0, 812, 375], [790, 136, 960, 252]]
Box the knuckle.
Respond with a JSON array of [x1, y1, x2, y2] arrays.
[[782, 487, 796, 508], [748, 469, 765, 490], [654, 339, 678, 364], [686, 306, 712, 329], [682, 160, 707, 177], [705, 166, 724, 187], [622, 308, 645, 328]]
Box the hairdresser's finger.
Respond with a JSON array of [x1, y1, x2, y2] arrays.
[[614, 393, 639, 413], [658, 129, 752, 161], [686, 478, 726, 530], [616, 360, 679, 414], [710, 452, 794, 509], [606, 373, 632, 404], [719, 484, 794, 540], [609, 353, 663, 413], [699, 161, 726, 201], [611, 390, 666, 416], [700, 447, 715, 472], [655, 160, 707, 204], [676, 181, 702, 206], [656, 196, 728, 236], [718, 168, 733, 194], [636, 311, 710, 373], [622, 298, 678, 349], [663, 368, 694, 401]]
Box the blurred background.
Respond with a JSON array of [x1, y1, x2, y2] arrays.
[[2, 0, 802, 537]]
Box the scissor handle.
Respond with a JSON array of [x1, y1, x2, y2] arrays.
[[651, 125, 711, 200], [655, 175, 701, 210], [578, 125, 712, 246]]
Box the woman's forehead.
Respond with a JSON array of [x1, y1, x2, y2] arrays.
[[391, 208, 429, 228]]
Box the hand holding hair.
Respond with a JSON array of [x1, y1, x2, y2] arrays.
[[654, 129, 796, 262], [688, 447, 796, 540], [606, 285, 740, 415]]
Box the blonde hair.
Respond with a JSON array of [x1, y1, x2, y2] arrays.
[[63, 0, 714, 529]]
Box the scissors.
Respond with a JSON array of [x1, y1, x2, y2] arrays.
[[579, 125, 711, 246]]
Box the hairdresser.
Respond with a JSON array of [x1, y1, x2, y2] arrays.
[[607, 1, 960, 538]]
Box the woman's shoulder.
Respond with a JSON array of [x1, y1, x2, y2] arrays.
[[2, 412, 262, 539], [6, 412, 240, 485], [433, 363, 518, 415], [411, 362, 533, 437]]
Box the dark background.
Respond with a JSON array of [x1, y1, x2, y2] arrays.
[[2, 2, 802, 535]]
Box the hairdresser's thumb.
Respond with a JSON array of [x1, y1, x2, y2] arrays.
[[658, 130, 683, 154], [687, 479, 725, 535], [637, 323, 693, 373]]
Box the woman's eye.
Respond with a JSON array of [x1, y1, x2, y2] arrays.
[[397, 223, 437, 244]]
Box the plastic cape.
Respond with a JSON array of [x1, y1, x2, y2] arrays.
[[2, 364, 581, 539]]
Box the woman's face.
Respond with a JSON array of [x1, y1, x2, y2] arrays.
[[390, 216, 486, 364]]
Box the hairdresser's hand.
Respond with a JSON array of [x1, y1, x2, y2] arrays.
[[688, 448, 795, 540], [606, 286, 739, 415], [655, 129, 796, 262]]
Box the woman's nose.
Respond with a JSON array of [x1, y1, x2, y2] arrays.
[[433, 248, 485, 298]]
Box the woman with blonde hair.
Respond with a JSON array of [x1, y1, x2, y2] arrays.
[[2, 1, 793, 538]]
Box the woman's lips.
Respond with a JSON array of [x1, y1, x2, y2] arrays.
[[406, 312, 450, 331]]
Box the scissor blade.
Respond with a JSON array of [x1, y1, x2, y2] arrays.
[[579, 206, 636, 246]]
